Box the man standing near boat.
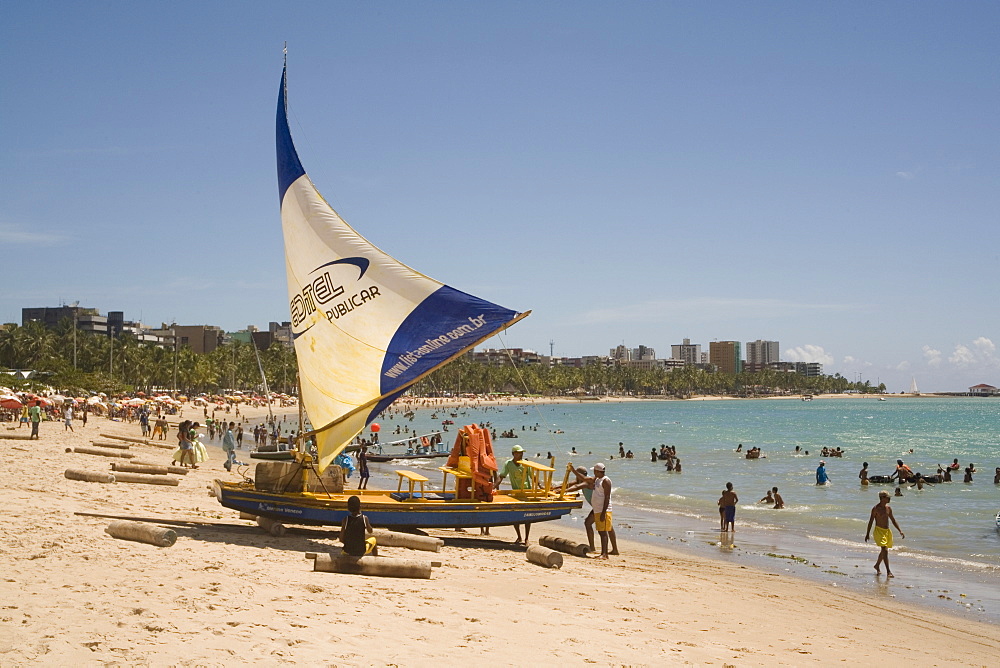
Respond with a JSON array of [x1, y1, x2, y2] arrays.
[[592, 462, 614, 559], [357, 443, 370, 490], [495, 445, 532, 545], [222, 421, 236, 472], [865, 490, 905, 577]]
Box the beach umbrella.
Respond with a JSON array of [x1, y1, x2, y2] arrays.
[[1, 396, 23, 410]]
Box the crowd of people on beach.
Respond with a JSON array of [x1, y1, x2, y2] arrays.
[[10, 387, 1000, 577]]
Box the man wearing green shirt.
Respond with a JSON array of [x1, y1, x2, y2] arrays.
[[496, 445, 531, 490], [495, 445, 533, 545], [28, 403, 42, 439]]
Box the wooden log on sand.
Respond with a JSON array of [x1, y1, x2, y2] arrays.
[[111, 472, 180, 486], [65, 468, 116, 484], [539, 535, 592, 557], [306, 551, 442, 567], [90, 440, 132, 450], [256, 516, 286, 536], [110, 462, 182, 475], [526, 545, 563, 569], [372, 529, 443, 553], [67, 446, 135, 459], [239, 512, 257, 520], [0, 433, 36, 441], [138, 441, 176, 450], [99, 433, 151, 444], [312, 553, 433, 579], [125, 460, 189, 474], [105, 520, 177, 547]]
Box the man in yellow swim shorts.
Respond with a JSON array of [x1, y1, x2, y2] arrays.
[[864, 490, 905, 577], [592, 462, 614, 559]]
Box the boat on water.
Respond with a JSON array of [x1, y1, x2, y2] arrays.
[[213, 59, 581, 528]]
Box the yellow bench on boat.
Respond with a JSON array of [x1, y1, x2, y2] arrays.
[[395, 470, 429, 499], [438, 465, 473, 497]]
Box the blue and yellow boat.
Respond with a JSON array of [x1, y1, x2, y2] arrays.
[[213, 58, 581, 529]]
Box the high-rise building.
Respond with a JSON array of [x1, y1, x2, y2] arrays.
[[709, 341, 743, 374], [631, 345, 655, 361], [470, 348, 544, 367], [671, 338, 701, 365], [610, 345, 630, 361], [172, 325, 225, 354], [22, 305, 107, 333], [746, 340, 780, 366], [794, 362, 822, 377]]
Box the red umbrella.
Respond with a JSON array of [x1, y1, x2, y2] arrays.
[[1, 396, 23, 410]]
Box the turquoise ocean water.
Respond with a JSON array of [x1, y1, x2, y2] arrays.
[[369, 397, 1000, 622]]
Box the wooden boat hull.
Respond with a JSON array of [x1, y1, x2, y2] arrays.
[[213, 480, 581, 529], [249, 450, 295, 460]]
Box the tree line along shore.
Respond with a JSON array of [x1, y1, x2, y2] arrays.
[[3, 320, 879, 398]]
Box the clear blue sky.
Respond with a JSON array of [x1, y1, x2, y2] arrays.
[[2, 2, 998, 392]]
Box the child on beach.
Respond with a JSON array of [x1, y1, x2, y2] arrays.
[[357, 444, 370, 489], [340, 495, 378, 556]]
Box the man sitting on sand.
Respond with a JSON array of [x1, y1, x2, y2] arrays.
[[865, 490, 905, 577], [340, 495, 378, 556]]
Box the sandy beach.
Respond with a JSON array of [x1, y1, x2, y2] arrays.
[[2, 404, 997, 666]]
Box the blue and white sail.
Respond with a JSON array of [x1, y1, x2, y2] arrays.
[[276, 65, 528, 471]]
